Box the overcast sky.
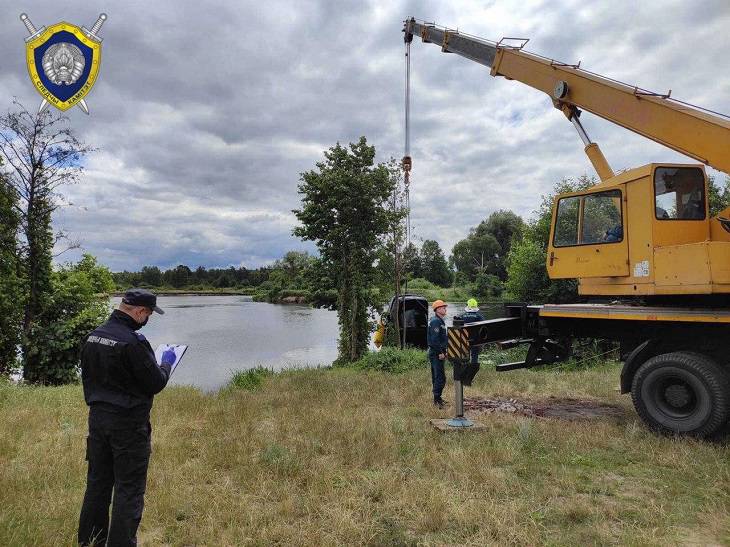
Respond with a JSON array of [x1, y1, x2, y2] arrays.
[[2, 0, 729, 271]]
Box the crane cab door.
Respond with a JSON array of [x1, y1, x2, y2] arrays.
[[547, 188, 629, 279]]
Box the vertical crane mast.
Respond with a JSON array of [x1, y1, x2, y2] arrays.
[[404, 18, 730, 178]]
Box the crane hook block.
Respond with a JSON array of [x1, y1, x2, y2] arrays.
[[402, 155, 412, 172]]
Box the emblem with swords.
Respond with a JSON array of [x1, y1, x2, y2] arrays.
[[20, 13, 107, 114]]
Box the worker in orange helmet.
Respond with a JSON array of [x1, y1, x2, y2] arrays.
[[427, 300, 449, 408]]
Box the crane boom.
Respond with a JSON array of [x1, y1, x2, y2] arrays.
[[405, 19, 730, 175]]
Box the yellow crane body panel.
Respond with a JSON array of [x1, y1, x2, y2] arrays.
[[546, 163, 730, 297]]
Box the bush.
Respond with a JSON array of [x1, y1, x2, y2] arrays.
[[279, 289, 311, 299], [453, 272, 470, 287], [474, 273, 503, 298], [228, 366, 272, 390], [505, 237, 577, 303], [23, 255, 113, 385], [343, 347, 427, 374], [405, 277, 438, 290]]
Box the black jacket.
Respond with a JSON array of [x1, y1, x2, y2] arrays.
[[81, 310, 171, 421]]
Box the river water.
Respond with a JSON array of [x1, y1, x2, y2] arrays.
[[110, 295, 504, 391], [115, 295, 339, 391]]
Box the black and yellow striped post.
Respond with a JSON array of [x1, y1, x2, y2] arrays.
[[446, 325, 474, 427], [447, 327, 470, 360]]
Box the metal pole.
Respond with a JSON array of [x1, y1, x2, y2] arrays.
[[447, 363, 473, 428]]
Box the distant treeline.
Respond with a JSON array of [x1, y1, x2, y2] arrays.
[[112, 264, 271, 290]]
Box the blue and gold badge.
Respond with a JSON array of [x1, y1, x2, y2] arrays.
[[20, 13, 107, 114]]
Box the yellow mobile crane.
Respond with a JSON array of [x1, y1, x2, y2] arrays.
[[404, 18, 730, 437]]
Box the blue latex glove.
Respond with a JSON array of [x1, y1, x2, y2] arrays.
[[161, 348, 176, 366]]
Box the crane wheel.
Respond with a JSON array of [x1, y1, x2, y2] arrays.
[[631, 351, 730, 438]]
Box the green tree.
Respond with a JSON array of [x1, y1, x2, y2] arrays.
[[450, 210, 525, 283], [140, 265, 163, 286], [273, 251, 316, 288], [164, 264, 192, 288], [475, 210, 524, 279], [193, 266, 208, 285], [450, 233, 501, 280], [420, 239, 452, 287], [0, 173, 22, 375], [708, 174, 730, 217], [0, 102, 93, 383], [474, 272, 503, 298], [402, 242, 422, 280], [294, 137, 404, 362], [25, 255, 114, 385]]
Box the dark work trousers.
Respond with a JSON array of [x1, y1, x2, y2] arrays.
[[78, 409, 152, 547], [429, 352, 446, 400]]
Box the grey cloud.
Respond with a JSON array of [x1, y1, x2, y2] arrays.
[[0, 0, 728, 270]]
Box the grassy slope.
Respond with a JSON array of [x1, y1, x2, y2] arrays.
[[0, 364, 728, 546]]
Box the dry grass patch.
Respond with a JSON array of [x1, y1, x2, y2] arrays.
[[0, 363, 728, 545]]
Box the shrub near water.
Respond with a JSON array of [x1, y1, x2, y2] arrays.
[[228, 366, 273, 390], [349, 347, 427, 373]]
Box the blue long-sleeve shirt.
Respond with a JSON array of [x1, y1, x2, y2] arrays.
[[427, 315, 447, 355]]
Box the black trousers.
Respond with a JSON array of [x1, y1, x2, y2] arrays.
[[78, 410, 151, 547]]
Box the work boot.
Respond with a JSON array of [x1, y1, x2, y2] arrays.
[[434, 397, 448, 408]]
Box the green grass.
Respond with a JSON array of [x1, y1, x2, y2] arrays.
[[227, 366, 274, 391], [346, 346, 427, 373], [1, 362, 728, 545]]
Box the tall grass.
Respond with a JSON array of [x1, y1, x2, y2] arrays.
[[0, 364, 728, 545], [346, 346, 427, 374]]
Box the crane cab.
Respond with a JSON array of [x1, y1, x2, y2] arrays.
[[547, 163, 730, 298]]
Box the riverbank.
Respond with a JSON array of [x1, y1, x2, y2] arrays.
[[3, 363, 729, 545]]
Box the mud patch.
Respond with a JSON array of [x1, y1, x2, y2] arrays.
[[464, 396, 626, 421]]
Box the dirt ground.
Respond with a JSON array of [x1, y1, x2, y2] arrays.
[[464, 395, 627, 421]]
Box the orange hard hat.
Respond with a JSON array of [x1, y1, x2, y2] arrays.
[[432, 299, 447, 311]]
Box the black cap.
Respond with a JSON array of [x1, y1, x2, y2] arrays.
[[122, 288, 164, 314]]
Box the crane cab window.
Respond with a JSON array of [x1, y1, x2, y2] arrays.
[[654, 167, 705, 220], [553, 189, 623, 247]]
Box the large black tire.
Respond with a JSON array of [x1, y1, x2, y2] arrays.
[[631, 351, 730, 437]]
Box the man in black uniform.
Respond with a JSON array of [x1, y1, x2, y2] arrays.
[[78, 288, 175, 547]]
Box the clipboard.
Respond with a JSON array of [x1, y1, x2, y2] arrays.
[[154, 344, 188, 375]]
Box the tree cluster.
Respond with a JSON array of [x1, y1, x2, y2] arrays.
[[0, 103, 113, 383], [450, 210, 524, 297], [399, 240, 452, 288], [113, 263, 272, 290]]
